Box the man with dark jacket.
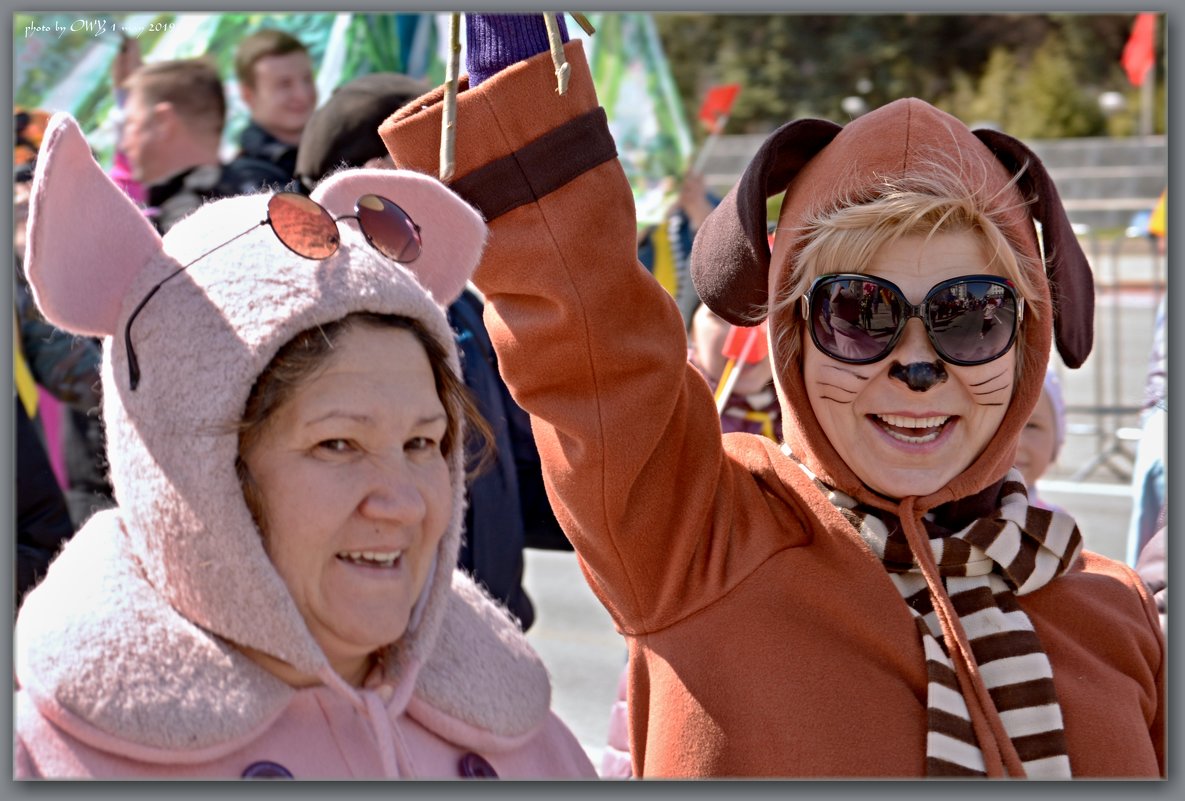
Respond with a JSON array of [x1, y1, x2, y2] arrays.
[[224, 29, 316, 192], [119, 58, 240, 235]]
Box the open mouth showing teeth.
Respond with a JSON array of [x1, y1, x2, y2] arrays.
[[337, 550, 403, 569], [871, 413, 952, 444]]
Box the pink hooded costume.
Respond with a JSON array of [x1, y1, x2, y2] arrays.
[[13, 113, 595, 780]]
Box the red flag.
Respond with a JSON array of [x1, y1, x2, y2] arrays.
[[1122, 13, 1157, 87], [698, 83, 741, 131], [721, 322, 768, 364]]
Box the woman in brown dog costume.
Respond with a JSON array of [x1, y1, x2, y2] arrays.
[[381, 15, 1164, 778]]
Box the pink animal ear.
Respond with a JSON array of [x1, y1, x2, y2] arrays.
[[23, 113, 163, 337], [311, 168, 487, 307]]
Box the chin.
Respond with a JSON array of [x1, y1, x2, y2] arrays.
[[862, 467, 958, 501]]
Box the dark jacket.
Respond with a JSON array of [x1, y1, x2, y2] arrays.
[[222, 120, 298, 194], [145, 165, 242, 235], [16, 266, 111, 527], [16, 402, 74, 606], [448, 289, 570, 631]]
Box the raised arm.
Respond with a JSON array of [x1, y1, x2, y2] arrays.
[[380, 15, 803, 634]]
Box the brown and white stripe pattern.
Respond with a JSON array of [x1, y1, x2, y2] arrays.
[[813, 467, 1082, 778]]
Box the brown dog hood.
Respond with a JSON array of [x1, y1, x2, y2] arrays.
[[691, 98, 1093, 512]]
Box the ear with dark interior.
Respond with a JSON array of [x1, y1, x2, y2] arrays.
[[973, 129, 1095, 369], [23, 113, 163, 337], [689, 118, 841, 326]]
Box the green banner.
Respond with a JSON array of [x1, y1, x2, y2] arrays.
[[14, 12, 692, 222], [572, 13, 693, 224], [14, 12, 447, 164]]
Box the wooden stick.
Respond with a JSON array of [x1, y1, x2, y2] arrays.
[[571, 13, 596, 35], [714, 331, 757, 412], [544, 13, 569, 95], [440, 12, 461, 182]]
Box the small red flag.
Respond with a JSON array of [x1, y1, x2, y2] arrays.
[[721, 322, 768, 364], [698, 83, 741, 131], [1122, 13, 1157, 87]]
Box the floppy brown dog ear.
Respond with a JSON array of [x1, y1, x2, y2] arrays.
[[690, 119, 841, 326], [973, 129, 1095, 369]]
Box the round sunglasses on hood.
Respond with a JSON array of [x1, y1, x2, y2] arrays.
[[125, 192, 422, 391], [802, 273, 1024, 367]]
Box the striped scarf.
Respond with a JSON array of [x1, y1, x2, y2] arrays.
[[812, 467, 1083, 777]]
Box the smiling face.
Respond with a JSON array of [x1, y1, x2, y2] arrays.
[[241, 50, 317, 145], [802, 231, 1017, 499], [240, 323, 453, 685]]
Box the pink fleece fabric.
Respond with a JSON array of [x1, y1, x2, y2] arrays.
[[14, 112, 594, 779]]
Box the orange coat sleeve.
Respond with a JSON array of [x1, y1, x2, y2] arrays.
[[381, 44, 806, 635]]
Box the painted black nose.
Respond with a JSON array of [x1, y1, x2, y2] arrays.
[[889, 360, 948, 392]]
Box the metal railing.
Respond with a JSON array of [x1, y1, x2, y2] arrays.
[[1063, 222, 1163, 483]]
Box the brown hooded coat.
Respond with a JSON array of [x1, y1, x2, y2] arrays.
[[381, 43, 1164, 778]]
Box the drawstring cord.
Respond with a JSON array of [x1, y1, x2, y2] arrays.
[[363, 693, 403, 778], [897, 497, 1026, 778], [321, 665, 406, 777]]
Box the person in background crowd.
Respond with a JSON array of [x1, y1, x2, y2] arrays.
[[107, 34, 148, 206], [119, 58, 239, 235], [638, 169, 718, 328], [14, 111, 595, 779], [688, 302, 780, 441], [293, 71, 571, 631], [225, 28, 317, 192], [380, 13, 1162, 777], [15, 401, 74, 609], [293, 71, 430, 190], [15, 148, 76, 603], [1015, 367, 1067, 514], [1128, 189, 1166, 633]]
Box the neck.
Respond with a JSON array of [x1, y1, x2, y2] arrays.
[[240, 645, 376, 688], [255, 119, 302, 146]]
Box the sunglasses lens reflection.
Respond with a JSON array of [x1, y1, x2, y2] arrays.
[[810, 279, 901, 363], [268, 193, 339, 259], [810, 276, 1016, 365], [356, 194, 421, 263], [930, 280, 1017, 364]]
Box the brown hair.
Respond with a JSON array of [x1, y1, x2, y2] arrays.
[[125, 58, 226, 138], [236, 312, 493, 533], [234, 28, 309, 90]]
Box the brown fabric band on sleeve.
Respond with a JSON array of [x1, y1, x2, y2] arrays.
[[449, 107, 617, 222]]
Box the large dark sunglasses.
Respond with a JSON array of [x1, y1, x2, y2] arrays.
[[802, 273, 1024, 366], [125, 192, 422, 391]]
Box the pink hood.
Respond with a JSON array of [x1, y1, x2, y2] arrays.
[[15, 113, 553, 760]]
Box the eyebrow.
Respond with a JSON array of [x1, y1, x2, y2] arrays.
[[305, 411, 447, 428]]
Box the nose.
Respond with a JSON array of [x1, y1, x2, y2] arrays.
[[358, 457, 427, 524], [888, 318, 948, 392]]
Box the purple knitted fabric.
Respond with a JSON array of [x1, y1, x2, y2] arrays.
[[465, 14, 568, 87]]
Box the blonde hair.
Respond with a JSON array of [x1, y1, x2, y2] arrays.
[[769, 159, 1042, 379]]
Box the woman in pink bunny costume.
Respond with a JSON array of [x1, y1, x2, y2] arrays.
[[13, 112, 595, 780]]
